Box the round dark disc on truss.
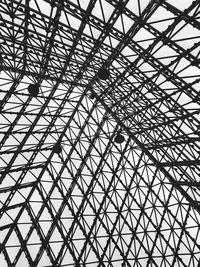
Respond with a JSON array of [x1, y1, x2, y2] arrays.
[[90, 93, 96, 99], [114, 133, 125, 144], [53, 143, 62, 154], [97, 68, 110, 80], [28, 84, 39, 97]]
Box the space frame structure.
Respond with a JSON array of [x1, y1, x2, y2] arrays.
[[0, 0, 200, 266]]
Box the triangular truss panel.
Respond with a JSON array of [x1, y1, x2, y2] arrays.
[[0, 0, 200, 266]]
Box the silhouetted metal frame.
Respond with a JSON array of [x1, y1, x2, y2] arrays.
[[0, 0, 200, 266]]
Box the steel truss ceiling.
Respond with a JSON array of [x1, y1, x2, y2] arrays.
[[0, 0, 200, 266]]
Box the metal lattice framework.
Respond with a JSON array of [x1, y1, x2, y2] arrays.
[[0, 0, 200, 266]]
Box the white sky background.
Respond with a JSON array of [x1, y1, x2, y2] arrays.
[[0, 0, 200, 266]]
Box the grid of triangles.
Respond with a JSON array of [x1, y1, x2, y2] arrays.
[[0, 0, 200, 266]]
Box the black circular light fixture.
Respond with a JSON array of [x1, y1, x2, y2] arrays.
[[97, 68, 110, 80], [90, 93, 96, 99], [53, 143, 62, 154], [114, 133, 125, 144], [28, 84, 39, 97]]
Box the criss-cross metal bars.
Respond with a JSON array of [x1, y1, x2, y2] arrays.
[[0, 0, 200, 266]]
